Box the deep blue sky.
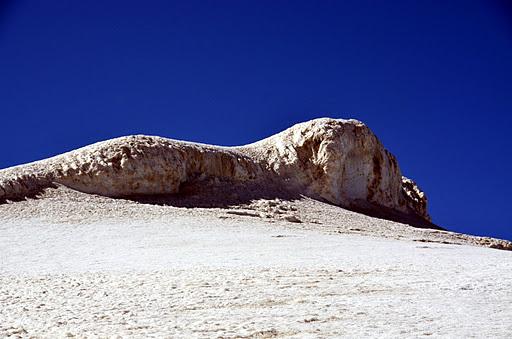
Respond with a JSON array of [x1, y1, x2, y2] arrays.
[[1, 1, 511, 240]]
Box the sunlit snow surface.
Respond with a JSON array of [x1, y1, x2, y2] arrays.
[[1, 218, 511, 338]]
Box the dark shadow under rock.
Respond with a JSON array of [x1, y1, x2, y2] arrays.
[[124, 177, 303, 209], [347, 200, 445, 230], [124, 177, 443, 230]]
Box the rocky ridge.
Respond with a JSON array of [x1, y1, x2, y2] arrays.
[[0, 118, 429, 225]]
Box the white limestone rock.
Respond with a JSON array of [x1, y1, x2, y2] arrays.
[[0, 118, 430, 222]]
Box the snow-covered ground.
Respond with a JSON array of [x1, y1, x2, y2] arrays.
[[1, 215, 511, 338]]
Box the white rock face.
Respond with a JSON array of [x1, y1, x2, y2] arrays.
[[242, 118, 428, 220], [0, 118, 429, 221]]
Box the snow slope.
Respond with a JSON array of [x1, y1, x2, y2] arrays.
[[1, 192, 511, 338]]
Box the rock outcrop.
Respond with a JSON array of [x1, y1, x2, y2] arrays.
[[0, 118, 430, 224]]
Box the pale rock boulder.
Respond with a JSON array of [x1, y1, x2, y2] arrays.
[[0, 118, 430, 222]]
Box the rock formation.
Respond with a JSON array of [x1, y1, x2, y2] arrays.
[[0, 118, 431, 225]]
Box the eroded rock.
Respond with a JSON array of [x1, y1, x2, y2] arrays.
[[0, 118, 430, 222]]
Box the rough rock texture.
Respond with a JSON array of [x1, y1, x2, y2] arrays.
[[241, 119, 429, 221], [0, 118, 430, 224]]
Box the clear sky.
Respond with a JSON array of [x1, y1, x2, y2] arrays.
[[1, 0, 511, 240]]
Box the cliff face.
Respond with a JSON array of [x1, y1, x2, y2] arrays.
[[240, 118, 429, 221], [0, 118, 430, 222]]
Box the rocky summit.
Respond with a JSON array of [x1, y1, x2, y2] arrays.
[[0, 118, 429, 226]]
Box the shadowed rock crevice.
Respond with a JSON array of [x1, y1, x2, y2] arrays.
[[0, 118, 432, 228]]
